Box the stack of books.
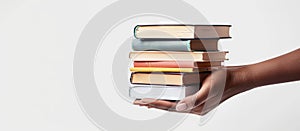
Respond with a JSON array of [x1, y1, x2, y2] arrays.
[[129, 24, 231, 100]]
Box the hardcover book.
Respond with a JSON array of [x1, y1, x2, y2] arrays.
[[129, 51, 228, 62], [129, 85, 200, 100], [130, 67, 220, 73], [133, 61, 222, 68], [134, 24, 231, 39], [132, 39, 219, 51], [130, 72, 209, 86]]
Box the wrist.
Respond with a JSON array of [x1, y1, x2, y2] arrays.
[[229, 65, 256, 93]]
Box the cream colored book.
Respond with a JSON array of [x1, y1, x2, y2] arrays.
[[134, 24, 231, 39]]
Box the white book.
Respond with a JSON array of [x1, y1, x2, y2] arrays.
[[129, 85, 200, 100]]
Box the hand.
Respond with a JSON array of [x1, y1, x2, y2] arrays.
[[134, 49, 300, 115], [134, 66, 254, 115]]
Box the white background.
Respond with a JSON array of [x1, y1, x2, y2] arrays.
[[1, 0, 300, 130]]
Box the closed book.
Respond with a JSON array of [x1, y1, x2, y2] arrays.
[[130, 67, 219, 73], [134, 24, 231, 39], [129, 51, 228, 62], [130, 72, 209, 86], [129, 85, 200, 100], [132, 39, 218, 51], [134, 61, 222, 68]]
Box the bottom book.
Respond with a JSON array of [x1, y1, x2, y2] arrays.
[[129, 85, 200, 100]]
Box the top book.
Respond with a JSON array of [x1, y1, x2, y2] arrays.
[[134, 24, 231, 39]]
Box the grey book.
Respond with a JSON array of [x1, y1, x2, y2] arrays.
[[129, 85, 200, 100], [132, 39, 218, 51]]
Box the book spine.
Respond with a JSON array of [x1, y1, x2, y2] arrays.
[[133, 25, 139, 39], [132, 39, 192, 51]]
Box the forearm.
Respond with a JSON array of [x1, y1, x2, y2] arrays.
[[232, 48, 300, 91]]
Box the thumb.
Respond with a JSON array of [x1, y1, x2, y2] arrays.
[[176, 86, 210, 111]]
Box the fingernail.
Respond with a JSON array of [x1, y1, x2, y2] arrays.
[[141, 98, 156, 104], [176, 103, 187, 111]]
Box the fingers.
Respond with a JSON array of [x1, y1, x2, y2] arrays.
[[190, 96, 221, 115], [133, 95, 222, 116], [134, 82, 216, 112], [133, 100, 149, 106], [175, 94, 198, 111], [148, 100, 177, 110], [134, 98, 177, 111], [133, 79, 224, 115], [175, 82, 213, 111]]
